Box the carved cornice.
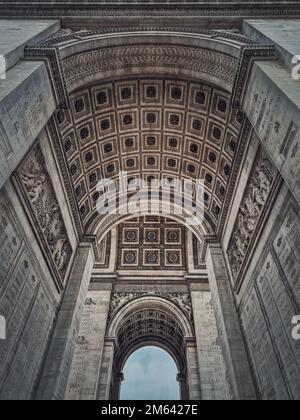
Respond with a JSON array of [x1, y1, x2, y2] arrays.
[[24, 47, 69, 109], [231, 45, 277, 109], [62, 45, 238, 90], [39, 28, 256, 49], [1, 3, 300, 20]]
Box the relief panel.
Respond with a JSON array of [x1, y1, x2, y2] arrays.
[[273, 205, 300, 307], [227, 148, 277, 285], [17, 143, 72, 283], [0, 196, 57, 399], [240, 202, 300, 400]]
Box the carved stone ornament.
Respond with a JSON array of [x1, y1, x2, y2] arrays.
[[109, 291, 193, 323], [63, 46, 237, 89], [18, 144, 72, 279], [227, 149, 277, 283]]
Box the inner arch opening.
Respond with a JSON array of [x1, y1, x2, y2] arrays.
[[120, 346, 180, 401]]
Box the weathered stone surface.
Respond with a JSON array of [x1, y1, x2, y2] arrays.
[[36, 246, 93, 400], [227, 147, 278, 284], [0, 61, 56, 189], [206, 244, 256, 400], [243, 19, 300, 73], [190, 287, 231, 400], [0, 20, 60, 71], [65, 288, 112, 400], [17, 143, 72, 281], [0, 193, 58, 400], [239, 196, 300, 400], [1, 14, 300, 402], [243, 61, 300, 208]]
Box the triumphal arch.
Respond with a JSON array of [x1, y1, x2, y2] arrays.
[[0, 1, 300, 400]]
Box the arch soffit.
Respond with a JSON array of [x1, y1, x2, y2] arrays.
[[107, 295, 194, 339], [58, 32, 243, 93], [89, 206, 209, 244]]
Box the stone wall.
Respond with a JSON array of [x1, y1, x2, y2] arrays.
[[238, 192, 300, 400], [191, 286, 231, 400], [223, 127, 300, 399], [235, 21, 300, 399], [65, 288, 112, 400], [0, 190, 60, 399]]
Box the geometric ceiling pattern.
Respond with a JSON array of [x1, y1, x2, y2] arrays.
[[116, 308, 185, 358], [56, 78, 242, 234], [117, 216, 187, 271]]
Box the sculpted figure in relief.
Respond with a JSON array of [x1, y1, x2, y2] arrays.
[[227, 150, 276, 280], [19, 145, 71, 277]]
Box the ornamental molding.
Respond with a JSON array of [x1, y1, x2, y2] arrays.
[[62, 45, 238, 90], [1, 3, 300, 19], [45, 118, 84, 238], [231, 45, 278, 109], [39, 28, 255, 49], [24, 47, 69, 109], [215, 117, 253, 239], [109, 291, 193, 324]]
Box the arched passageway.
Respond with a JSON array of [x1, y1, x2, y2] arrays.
[[106, 296, 194, 400], [120, 346, 180, 401]]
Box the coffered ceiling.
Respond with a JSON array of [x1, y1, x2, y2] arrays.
[[56, 77, 242, 236], [117, 216, 187, 272]]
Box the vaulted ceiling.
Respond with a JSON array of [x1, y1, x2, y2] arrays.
[[55, 77, 242, 236]]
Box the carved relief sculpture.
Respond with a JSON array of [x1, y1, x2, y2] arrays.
[[227, 149, 277, 282], [18, 144, 72, 279], [109, 292, 193, 324]]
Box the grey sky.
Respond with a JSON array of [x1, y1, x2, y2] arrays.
[[120, 346, 180, 401]]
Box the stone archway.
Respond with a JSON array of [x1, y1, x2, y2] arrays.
[[101, 295, 196, 400], [1, 5, 300, 402], [27, 26, 258, 402]]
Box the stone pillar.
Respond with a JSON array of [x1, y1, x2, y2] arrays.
[[177, 373, 189, 401], [96, 339, 116, 400], [206, 244, 256, 400], [190, 281, 231, 400], [65, 282, 113, 400], [110, 373, 124, 400], [36, 245, 94, 400], [185, 339, 201, 400]]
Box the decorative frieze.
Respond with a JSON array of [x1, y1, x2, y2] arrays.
[[17, 144, 72, 282], [227, 149, 277, 284], [2, 3, 300, 21], [63, 46, 237, 89], [109, 291, 193, 324]]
